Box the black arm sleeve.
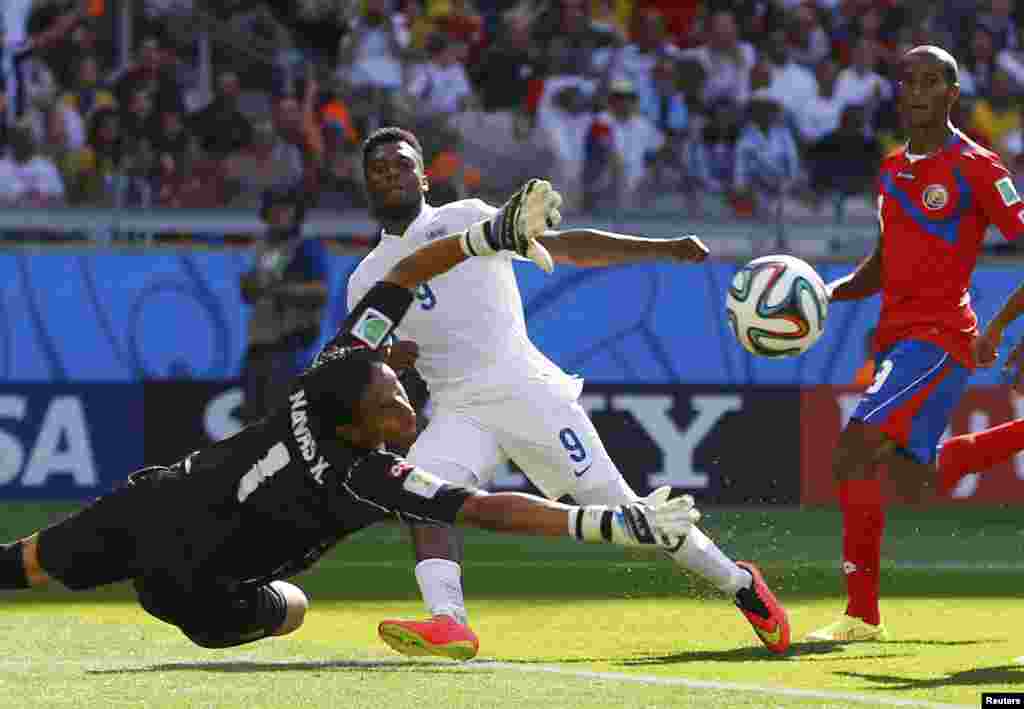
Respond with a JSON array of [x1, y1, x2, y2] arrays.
[[312, 281, 414, 367], [345, 451, 475, 526]]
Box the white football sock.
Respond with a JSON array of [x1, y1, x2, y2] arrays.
[[667, 526, 752, 596], [415, 558, 468, 625]]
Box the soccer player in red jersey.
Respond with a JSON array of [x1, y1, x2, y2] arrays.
[[808, 45, 1024, 642]]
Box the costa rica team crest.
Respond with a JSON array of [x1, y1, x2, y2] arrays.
[[922, 184, 949, 210]]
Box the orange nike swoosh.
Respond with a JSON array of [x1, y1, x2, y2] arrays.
[[754, 623, 782, 646]]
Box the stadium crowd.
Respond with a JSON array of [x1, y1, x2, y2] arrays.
[[1, 0, 1022, 219]]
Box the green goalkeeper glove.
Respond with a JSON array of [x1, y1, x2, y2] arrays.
[[459, 179, 562, 273]]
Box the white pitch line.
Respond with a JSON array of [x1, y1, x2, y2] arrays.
[[473, 661, 972, 709], [33, 655, 974, 709]]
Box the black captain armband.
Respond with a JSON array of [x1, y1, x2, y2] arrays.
[[317, 282, 415, 363]]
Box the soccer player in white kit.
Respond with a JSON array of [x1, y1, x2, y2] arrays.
[[350, 128, 791, 658]]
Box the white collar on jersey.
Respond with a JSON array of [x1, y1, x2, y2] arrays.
[[380, 199, 435, 240]]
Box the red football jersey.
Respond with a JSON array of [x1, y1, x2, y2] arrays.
[[874, 130, 1024, 368]]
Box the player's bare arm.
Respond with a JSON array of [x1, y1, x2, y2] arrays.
[[976, 280, 1024, 369], [826, 236, 883, 302], [537, 230, 709, 268]]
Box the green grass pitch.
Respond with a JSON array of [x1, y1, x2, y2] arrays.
[[0, 503, 1022, 708]]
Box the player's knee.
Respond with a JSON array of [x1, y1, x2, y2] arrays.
[[832, 421, 890, 480], [270, 580, 308, 636]]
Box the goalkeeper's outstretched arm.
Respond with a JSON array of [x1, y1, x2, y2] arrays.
[[455, 488, 699, 548]]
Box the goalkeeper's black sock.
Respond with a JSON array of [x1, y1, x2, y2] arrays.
[[0, 541, 30, 589]]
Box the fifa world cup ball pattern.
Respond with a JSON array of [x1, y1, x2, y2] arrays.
[[726, 255, 828, 358]]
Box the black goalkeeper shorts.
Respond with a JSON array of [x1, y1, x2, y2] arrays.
[[134, 574, 288, 647], [36, 464, 189, 591]]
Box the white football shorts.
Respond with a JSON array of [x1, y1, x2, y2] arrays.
[[406, 376, 625, 500]]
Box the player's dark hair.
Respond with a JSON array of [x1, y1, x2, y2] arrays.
[[362, 127, 424, 172], [297, 347, 381, 428]]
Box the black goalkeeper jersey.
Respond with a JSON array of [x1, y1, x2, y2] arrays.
[[149, 281, 471, 590], [162, 383, 471, 590]]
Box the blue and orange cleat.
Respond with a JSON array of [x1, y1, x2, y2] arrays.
[[378, 615, 479, 661], [734, 561, 791, 654]]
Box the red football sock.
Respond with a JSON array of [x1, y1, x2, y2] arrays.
[[938, 418, 1024, 494], [839, 479, 885, 626]]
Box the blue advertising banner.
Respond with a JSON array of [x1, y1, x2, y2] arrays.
[[3, 250, 1024, 386], [0, 384, 144, 499]]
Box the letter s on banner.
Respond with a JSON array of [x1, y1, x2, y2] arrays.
[[0, 397, 27, 486]]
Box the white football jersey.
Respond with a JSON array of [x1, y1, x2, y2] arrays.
[[347, 199, 576, 404]]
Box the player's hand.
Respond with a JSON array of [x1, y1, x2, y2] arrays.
[[975, 327, 1002, 368], [460, 179, 562, 273], [616, 487, 700, 547], [386, 339, 419, 372], [1004, 338, 1024, 393], [670, 235, 709, 263]]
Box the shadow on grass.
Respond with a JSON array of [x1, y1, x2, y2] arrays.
[[88, 658, 491, 676], [616, 641, 915, 666], [836, 664, 1024, 690]]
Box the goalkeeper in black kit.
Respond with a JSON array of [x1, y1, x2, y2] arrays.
[[0, 180, 699, 653]]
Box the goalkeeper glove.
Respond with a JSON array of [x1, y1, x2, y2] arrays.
[[459, 178, 562, 272], [570, 487, 700, 548]]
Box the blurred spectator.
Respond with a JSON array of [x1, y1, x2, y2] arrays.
[[220, 1, 295, 64], [805, 105, 880, 211], [833, 38, 891, 130], [17, 55, 59, 148], [968, 69, 1022, 164], [120, 87, 155, 150], [761, 29, 817, 127], [537, 83, 592, 211], [3, 3, 85, 126], [189, 71, 253, 158], [223, 119, 303, 207], [63, 105, 121, 205], [977, 0, 1018, 53], [44, 15, 112, 89], [151, 107, 198, 206], [319, 77, 360, 155], [794, 58, 846, 146], [603, 9, 681, 99], [590, 0, 629, 43], [472, 8, 540, 113], [337, 0, 411, 130], [0, 120, 65, 207], [536, 0, 620, 78], [584, 78, 665, 207], [61, 54, 112, 119], [686, 102, 741, 202], [733, 92, 802, 215], [406, 34, 474, 117], [961, 25, 999, 97], [111, 36, 185, 115], [680, 10, 756, 108], [787, 3, 830, 69], [706, 0, 784, 43], [637, 57, 688, 137], [430, 0, 484, 54], [239, 183, 327, 424]]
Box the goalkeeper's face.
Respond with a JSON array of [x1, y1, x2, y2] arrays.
[[365, 141, 428, 222], [351, 363, 418, 446]]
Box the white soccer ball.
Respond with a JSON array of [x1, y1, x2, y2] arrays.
[[726, 255, 829, 358]]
